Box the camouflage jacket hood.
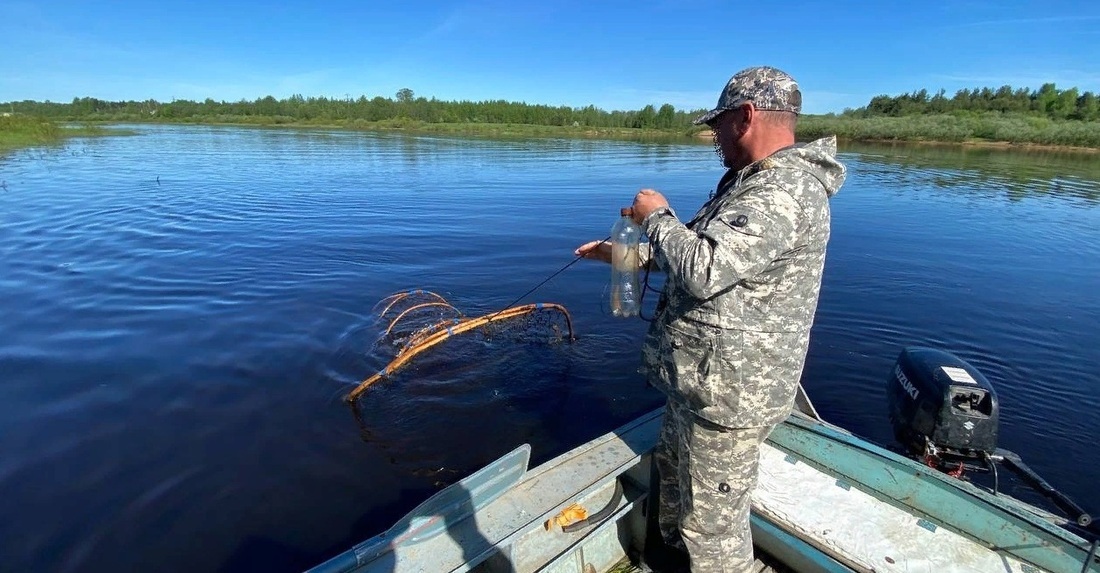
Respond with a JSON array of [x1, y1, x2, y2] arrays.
[[640, 135, 846, 427], [718, 136, 844, 200]]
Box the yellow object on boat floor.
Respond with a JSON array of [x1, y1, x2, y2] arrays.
[[545, 503, 589, 531]]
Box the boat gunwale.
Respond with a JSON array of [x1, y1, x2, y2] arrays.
[[771, 413, 1098, 572]]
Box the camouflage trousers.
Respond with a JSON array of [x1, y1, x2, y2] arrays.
[[654, 399, 774, 573]]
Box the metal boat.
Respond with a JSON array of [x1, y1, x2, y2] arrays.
[[311, 348, 1100, 573]]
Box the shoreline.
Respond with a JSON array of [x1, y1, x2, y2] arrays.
[[837, 137, 1100, 154], [109, 120, 1100, 153], [0, 120, 132, 154], [694, 128, 1100, 153], [4, 118, 1100, 155]]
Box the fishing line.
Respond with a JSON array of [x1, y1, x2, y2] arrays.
[[486, 225, 665, 324], [482, 234, 611, 323], [346, 230, 666, 403]]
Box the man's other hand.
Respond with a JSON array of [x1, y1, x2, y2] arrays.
[[632, 189, 669, 224], [574, 240, 612, 263]]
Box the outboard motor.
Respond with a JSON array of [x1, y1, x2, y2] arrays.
[[887, 347, 999, 465], [886, 347, 1095, 529]]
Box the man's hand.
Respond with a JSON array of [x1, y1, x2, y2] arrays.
[[574, 240, 611, 263], [631, 188, 669, 224]]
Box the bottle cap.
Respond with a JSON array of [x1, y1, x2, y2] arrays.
[[620, 207, 633, 217]]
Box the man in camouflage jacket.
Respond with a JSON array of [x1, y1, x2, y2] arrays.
[[577, 66, 846, 572]]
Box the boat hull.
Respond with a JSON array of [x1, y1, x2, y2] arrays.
[[310, 409, 1099, 573]]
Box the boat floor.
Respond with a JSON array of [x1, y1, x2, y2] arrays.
[[607, 546, 793, 573]]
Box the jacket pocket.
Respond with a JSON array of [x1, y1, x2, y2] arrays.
[[683, 424, 769, 535], [718, 206, 768, 238], [660, 321, 741, 413]]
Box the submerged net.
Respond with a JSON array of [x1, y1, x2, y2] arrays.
[[372, 290, 465, 351], [347, 290, 576, 402], [474, 305, 575, 346]]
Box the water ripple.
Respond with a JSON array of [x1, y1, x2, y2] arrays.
[[0, 128, 1096, 572]]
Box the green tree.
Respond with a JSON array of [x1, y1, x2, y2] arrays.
[[633, 104, 656, 128], [1051, 87, 1079, 120], [395, 88, 414, 103], [256, 95, 279, 116], [656, 103, 676, 129], [1034, 83, 1058, 114], [866, 94, 900, 116], [929, 89, 948, 113], [1077, 92, 1099, 121]]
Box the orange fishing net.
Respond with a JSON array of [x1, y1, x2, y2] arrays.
[[345, 290, 576, 402]]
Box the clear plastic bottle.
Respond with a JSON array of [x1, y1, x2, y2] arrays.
[[610, 207, 642, 318]]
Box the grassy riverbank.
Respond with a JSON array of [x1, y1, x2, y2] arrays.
[[144, 114, 691, 141], [0, 115, 117, 152], [4, 111, 1098, 153], [799, 113, 1100, 149], [28, 113, 1099, 151], [109, 113, 1100, 150]]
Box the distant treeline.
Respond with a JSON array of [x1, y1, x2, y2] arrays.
[[813, 83, 1100, 147], [848, 84, 1099, 121], [4, 83, 1099, 148], [3, 89, 705, 131], [7, 84, 1098, 125], [798, 113, 1100, 148]]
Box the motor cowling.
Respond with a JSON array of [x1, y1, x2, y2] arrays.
[[887, 347, 999, 460]]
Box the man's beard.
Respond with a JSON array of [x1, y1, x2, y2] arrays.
[[713, 129, 749, 170], [712, 130, 728, 167]]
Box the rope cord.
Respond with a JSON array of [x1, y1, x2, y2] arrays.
[[482, 235, 611, 323], [638, 257, 658, 323], [346, 231, 649, 403]]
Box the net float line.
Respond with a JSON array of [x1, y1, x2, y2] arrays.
[[402, 318, 467, 351], [346, 302, 575, 403], [373, 289, 451, 319], [383, 302, 462, 336]]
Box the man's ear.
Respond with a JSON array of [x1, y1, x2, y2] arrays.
[[742, 102, 756, 124], [737, 102, 755, 136]]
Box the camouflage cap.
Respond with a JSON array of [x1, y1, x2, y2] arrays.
[[694, 66, 802, 125]]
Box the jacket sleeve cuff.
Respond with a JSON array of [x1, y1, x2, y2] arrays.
[[641, 206, 677, 234]]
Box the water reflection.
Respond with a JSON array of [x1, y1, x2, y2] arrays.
[[840, 141, 1100, 205], [1, 125, 1096, 572]]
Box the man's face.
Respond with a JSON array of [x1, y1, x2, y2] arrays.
[[709, 105, 749, 169]]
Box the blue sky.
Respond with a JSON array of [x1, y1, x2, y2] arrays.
[[3, 0, 1099, 114]]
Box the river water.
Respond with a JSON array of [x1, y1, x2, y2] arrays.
[[1, 126, 1097, 572]]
